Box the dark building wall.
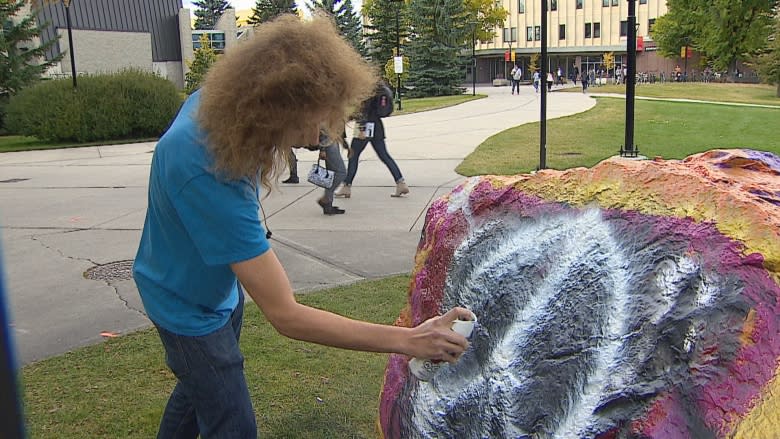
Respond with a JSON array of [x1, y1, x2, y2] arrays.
[[35, 0, 183, 62]]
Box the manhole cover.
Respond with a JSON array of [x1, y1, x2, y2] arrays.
[[84, 260, 134, 282], [0, 178, 30, 183]]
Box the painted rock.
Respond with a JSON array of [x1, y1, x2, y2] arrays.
[[379, 149, 780, 439]]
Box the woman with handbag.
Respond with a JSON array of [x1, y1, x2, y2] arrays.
[[311, 132, 347, 215]]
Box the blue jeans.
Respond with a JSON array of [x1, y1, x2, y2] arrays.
[[154, 292, 256, 439], [345, 136, 403, 185]]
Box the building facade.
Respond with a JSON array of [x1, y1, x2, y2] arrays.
[[33, 0, 185, 87], [472, 0, 702, 84]]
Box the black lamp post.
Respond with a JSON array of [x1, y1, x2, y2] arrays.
[[62, 0, 77, 89], [392, 0, 402, 110], [469, 20, 477, 96], [621, 0, 638, 157], [539, 0, 548, 170]]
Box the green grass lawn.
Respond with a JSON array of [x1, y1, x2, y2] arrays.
[[565, 82, 780, 106], [393, 94, 486, 115], [456, 97, 780, 176], [22, 275, 410, 439]]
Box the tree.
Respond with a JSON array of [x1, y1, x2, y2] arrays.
[[0, 0, 61, 128], [308, 0, 366, 56], [185, 34, 218, 94], [652, 0, 778, 73], [193, 0, 231, 30], [751, 12, 780, 96], [603, 52, 615, 76], [364, 0, 407, 66], [405, 0, 470, 96], [248, 0, 298, 25], [528, 53, 539, 73], [464, 0, 507, 44]]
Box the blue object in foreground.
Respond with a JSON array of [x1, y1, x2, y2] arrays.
[[0, 238, 25, 439]]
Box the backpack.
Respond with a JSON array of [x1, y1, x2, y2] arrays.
[[375, 84, 394, 118]]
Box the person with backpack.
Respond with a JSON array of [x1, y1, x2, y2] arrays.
[[335, 81, 409, 198]]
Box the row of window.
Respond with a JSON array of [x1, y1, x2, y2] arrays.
[[506, 17, 656, 42], [518, 0, 648, 13]]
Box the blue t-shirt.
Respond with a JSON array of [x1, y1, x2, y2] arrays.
[[133, 91, 270, 336]]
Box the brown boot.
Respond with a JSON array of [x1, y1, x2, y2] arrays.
[[334, 184, 351, 198], [391, 180, 409, 197]]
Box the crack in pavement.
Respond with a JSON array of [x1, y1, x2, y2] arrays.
[[28, 233, 147, 317]]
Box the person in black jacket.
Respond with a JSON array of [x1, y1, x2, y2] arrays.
[[335, 83, 409, 198]]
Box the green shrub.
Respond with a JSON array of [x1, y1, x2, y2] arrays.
[[5, 69, 181, 143]]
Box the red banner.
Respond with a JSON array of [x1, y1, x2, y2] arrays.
[[636, 36, 644, 52], [504, 51, 510, 61]]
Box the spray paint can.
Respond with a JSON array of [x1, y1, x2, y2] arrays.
[[409, 315, 476, 381]]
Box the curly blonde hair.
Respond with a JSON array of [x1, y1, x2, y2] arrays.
[[198, 14, 377, 191]]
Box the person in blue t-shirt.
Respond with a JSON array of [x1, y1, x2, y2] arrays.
[[132, 15, 472, 438]]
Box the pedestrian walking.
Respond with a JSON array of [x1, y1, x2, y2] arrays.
[[335, 82, 409, 199]]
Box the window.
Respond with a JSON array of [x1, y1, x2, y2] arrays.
[[527, 26, 534, 41], [594, 22, 601, 38], [584, 23, 591, 38], [639, 0, 647, 3], [612, 0, 618, 5], [550, 0, 557, 11], [534, 26, 541, 41], [192, 31, 226, 52], [620, 20, 628, 37], [559, 24, 566, 40], [504, 27, 517, 42], [648, 18, 656, 34], [602, 0, 609, 6], [576, 0, 583, 9], [518, 0, 525, 13]]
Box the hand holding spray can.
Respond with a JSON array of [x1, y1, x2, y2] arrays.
[[409, 313, 476, 381]]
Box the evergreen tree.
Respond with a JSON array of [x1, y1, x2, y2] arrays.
[[0, 0, 61, 128], [308, 0, 366, 57], [248, 0, 297, 25], [364, 0, 406, 66], [193, 0, 231, 30], [405, 0, 469, 97]]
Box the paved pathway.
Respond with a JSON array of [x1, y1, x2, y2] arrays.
[[0, 84, 595, 364]]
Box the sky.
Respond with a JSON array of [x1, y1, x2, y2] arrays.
[[182, 0, 363, 15]]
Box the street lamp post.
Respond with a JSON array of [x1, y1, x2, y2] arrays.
[[621, 0, 638, 157], [539, 0, 548, 170], [472, 25, 476, 96], [62, 0, 77, 89], [392, 0, 402, 110], [468, 20, 478, 96]]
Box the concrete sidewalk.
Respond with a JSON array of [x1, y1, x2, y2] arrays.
[[0, 84, 595, 365]]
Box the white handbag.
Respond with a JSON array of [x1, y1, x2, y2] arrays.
[[307, 159, 335, 189]]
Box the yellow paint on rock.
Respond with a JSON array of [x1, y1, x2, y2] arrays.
[[731, 364, 780, 439]]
